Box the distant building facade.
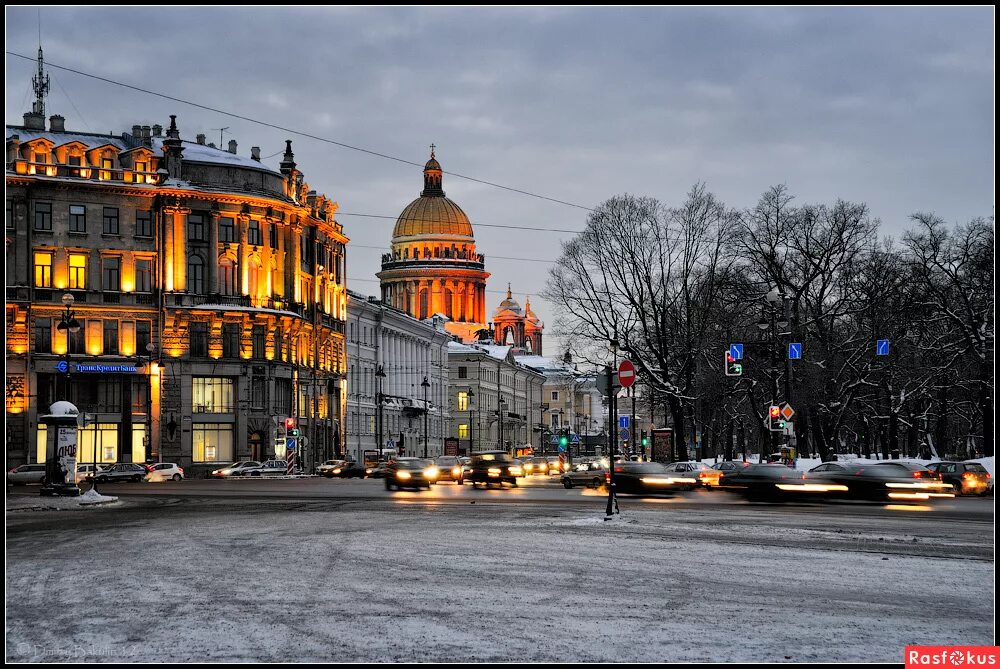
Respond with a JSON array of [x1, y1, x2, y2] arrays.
[[491, 285, 543, 354], [346, 290, 451, 461], [6, 60, 347, 474]]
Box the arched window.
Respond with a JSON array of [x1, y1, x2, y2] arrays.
[[187, 255, 205, 294], [219, 257, 236, 296], [524, 337, 533, 352], [504, 327, 515, 345]]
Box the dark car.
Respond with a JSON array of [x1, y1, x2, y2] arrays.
[[925, 461, 992, 496], [384, 458, 436, 490], [720, 463, 842, 501], [465, 451, 521, 488], [870, 460, 939, 481], [434, 456, 465, 483], [611, 461, 696, 495], [329, 461, 368, 478], [94, 463, 149, 483], [807, 462, 953, 501], [561, 461, 606, 489], [366, 462, 391, 479]]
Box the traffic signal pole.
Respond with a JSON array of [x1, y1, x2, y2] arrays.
[[630, 386, 636, 461], [605, 363, 619, 518]]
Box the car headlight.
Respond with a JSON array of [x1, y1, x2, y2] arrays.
[[510, 467, 523, 476], [425, 467, 439, 478], [366, 468, 374, 474], [332, 468, 342, 474], [451, 467, 461, 476], [397, 471, 412, 480]]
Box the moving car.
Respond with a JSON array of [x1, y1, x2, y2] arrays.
[[241, 460, 288, 477], [925, 461, 992, 496], [145, 462, 185, 482], [384, 458, 436, 490], [522, 457, 551, 476], [211, 461, 262, 478], [561, 461, 606, 489], [434, 456, 465, 483], [465, 451, 521, 488], [7, 463, 47, 485], [95, 463, 149, 483], [806, 462, 953, 501], [317, 459, 347, 477], [611, 461, 697, 495], [76, 464, 109, 482], [328, 461, 368, 478], [719, 463, 846, 501], [703, 460, 752, 487], [870, 461, 939, 481], [661, 461, 714, 489]]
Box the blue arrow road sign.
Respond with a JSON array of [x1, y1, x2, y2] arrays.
[[876, 339, 890, 356], [618, 416, 630, 429], [729, 343, 744, 360], [788, 343, 802, 360], [286, 437, 297, 451], [619, 428, 630, 441]]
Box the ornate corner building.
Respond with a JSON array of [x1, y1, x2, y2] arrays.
[[5, 55, 348, 474], [377, 148, 490, 343]]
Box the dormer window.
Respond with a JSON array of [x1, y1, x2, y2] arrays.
[[100, 158, 113, 181]]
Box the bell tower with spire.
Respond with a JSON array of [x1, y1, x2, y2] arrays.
[[491, 284, 544, 354]]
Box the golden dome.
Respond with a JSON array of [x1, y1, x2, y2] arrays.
[[391, 146, 474, 239], [393, 195, 474, 238]]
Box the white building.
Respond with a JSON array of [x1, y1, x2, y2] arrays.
[[346, 290, 451, 462], [518, 354, 606, 455]]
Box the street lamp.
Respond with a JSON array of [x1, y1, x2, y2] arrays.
[[141, 342, 157, 463], [421, 376, 430, 458], [56, 293, 81, 399], [375, 365, 386, 460], [758, 287, 791, 461], [468, 388, 476, 455], [498, 397, 507, 452]]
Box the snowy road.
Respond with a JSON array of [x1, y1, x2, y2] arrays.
[[5, 487, 993, 662]]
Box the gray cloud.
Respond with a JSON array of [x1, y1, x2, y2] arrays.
[[6, 6, 993, 353]]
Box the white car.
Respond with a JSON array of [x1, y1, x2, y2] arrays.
[[145, 462, 185, 482], [76, 464, 109, 482], [211, 461, 261, 478], [7, 463, 47, 485], [317, 459, 347, 477], [241, 460, 288, 477]]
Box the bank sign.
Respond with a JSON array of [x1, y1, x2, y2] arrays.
[[56, 361, 139, 374]]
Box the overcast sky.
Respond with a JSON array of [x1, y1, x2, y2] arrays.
[[5, 6, 994, 355]]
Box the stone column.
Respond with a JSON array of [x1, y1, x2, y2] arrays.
[[238, 212, 250, 296], [163, 204, 190, 292], [288, 220, 302, 303]]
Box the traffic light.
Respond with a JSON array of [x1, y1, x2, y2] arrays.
[[724, 352, 743, 377], [559, 433, 569, 449], [641, 432, 648, 447], [285, 418, 296, 431], [768, 406, 786, 432]]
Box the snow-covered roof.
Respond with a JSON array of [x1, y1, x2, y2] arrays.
[[151, 137, 281, 175], [7, 127, 127, 151], [479, 344, 512, 360]]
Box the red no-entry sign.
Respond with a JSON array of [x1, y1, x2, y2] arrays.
[[618, 359, 636, 388]]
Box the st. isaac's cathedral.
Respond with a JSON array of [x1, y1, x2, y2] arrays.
[[378, 148, 542, 353]]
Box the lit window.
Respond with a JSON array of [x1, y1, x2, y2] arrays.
[[192, 423, 233, 462], [457, 391, 469, 411], [68, 254, 87, 289], [458, 424, 469, 439], [33, 252, 52, 287], [192, 377, 235, 413]]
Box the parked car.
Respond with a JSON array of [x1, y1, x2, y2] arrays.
[[241, 460, 288, 477], [317, 459, 347, 477], [384, 458, 436, 490], [661, 461, 714, 489], [720, 463, 845, 501], [211, 461, 262, 478], [145, 462, 185, 482], [561, 461, 606, 489], [925, 461, 992, 496], [95, 463, 149, 483], [434, 456, 465, 483], [807, 462, 953, 501], [7, 463, 48, 485], [75, 464, 109, 482], [611, 461, 697, 495], [466, 451, 521, 488]]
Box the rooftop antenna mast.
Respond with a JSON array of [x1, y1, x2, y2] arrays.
[[213, 127, 230, 147], [32, 10, 49, 117]]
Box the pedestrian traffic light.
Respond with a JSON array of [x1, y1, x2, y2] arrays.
[[724, 352, 743, 377]]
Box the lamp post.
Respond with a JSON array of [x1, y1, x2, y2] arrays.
[[421, 376, 430, 458], [55, 293, 81, 399], [498, 397, 507, 452], [135, 342, 158, 463], [468, 388, 476, 454], [375, 365, 386, 460], [606, 338, 620, 517]]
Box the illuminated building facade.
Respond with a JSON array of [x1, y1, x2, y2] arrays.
[[377, 148, 490, 343], [6, 80, 348, 474], [490, 284, 544, 354]]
